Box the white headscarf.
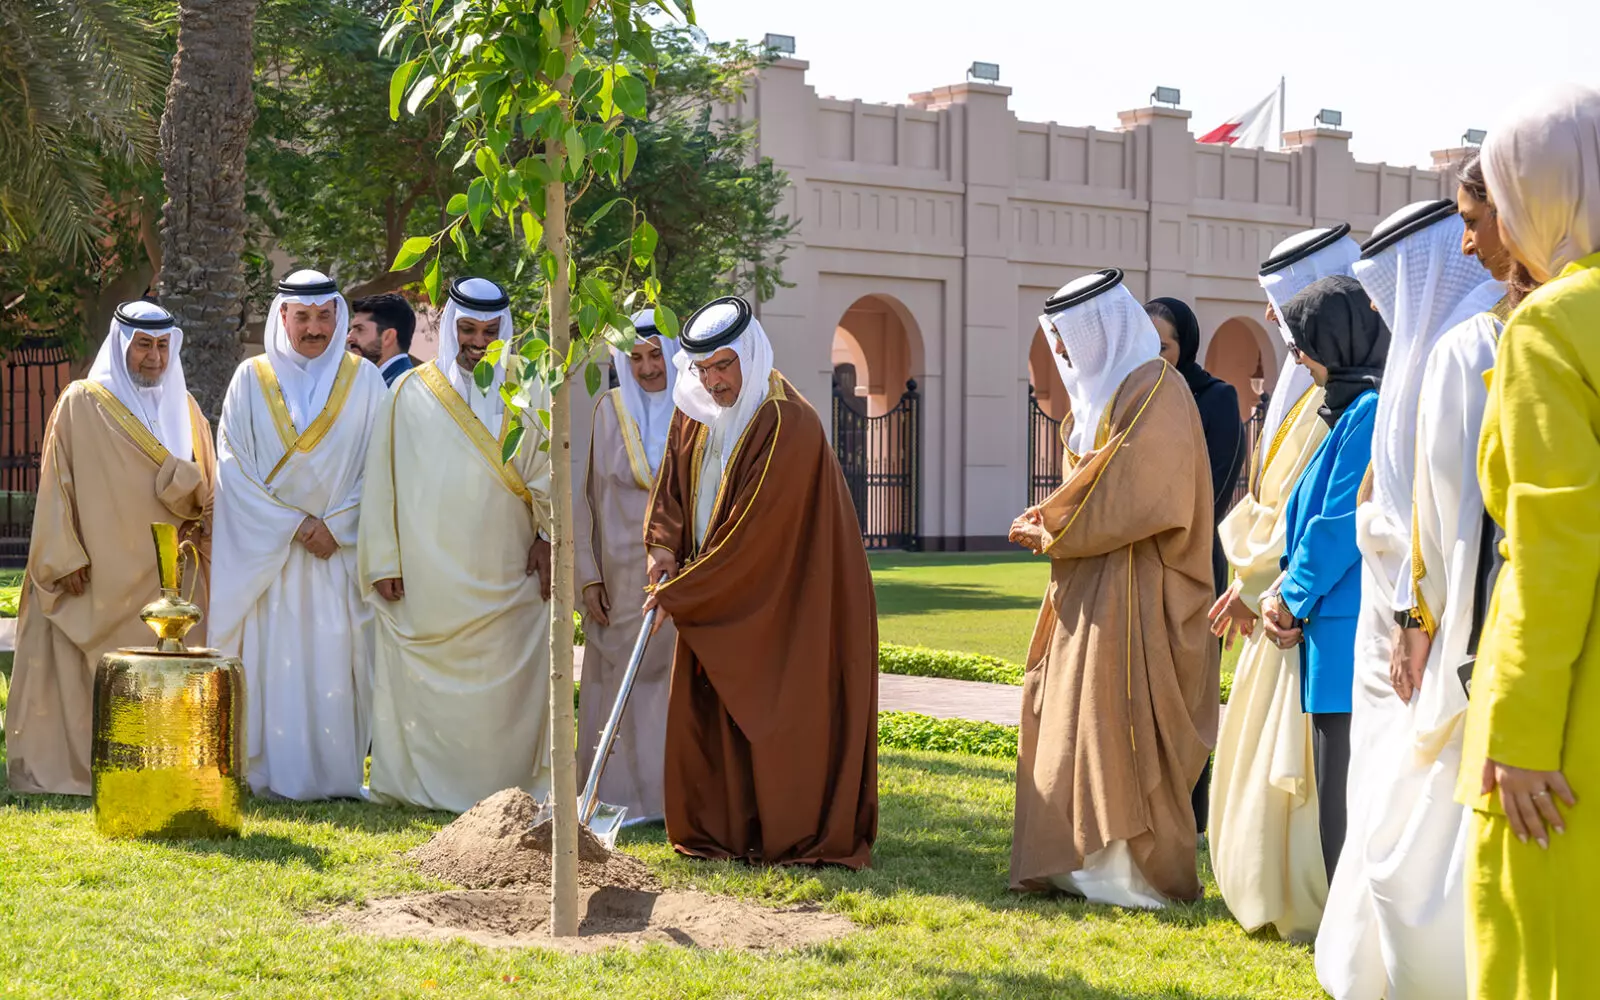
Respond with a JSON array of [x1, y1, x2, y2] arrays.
[[263, 269, 349, 430], [609, 309, 681, 473], [1353, 210, 1502, 519], [1482, 82, 1600, 284], [1258, 229, 1363, 446], [87, 300, 193, 460], [672, 298, 775, 465], [1039, 275, 1161, 456], [435, 277, 512, 428]]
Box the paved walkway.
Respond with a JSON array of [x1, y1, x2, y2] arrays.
[[575, 647, 1022, 726]]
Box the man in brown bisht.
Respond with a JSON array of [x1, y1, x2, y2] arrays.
[[7, 301, 215, 795], [642, 295, 878, 868], [1007, 269, 1218, 907]]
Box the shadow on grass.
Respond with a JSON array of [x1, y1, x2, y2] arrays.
[[172, 831, 331, 869], [873, 580, 1040, 618], [924, 967, 1260, 1000]]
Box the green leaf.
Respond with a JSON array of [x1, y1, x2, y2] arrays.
[[379, 21, 407, 56], [580, 275, 613, 305], [643, 275, 661, 302], [621, 131, 638, 180], [474, 146, 501, 180], [389, 59, 422, 120], [392, 236, 432, 271], [563, 0, 584, 27], [585, 361, 603, 396], [521, 337, 551, 361], [541, 48, 565, 81], [564, 126, 586, 172], [485, 339, 506, 366], [613, 75, 648, 119], [424, 255, 442, 304], [537, 406, 553, 431], [473, 358, 494, 390], [445, 192, 468, 215], [520, 210, 543, 249], [578, 302, 598, 336], [406, 73, 438, 116], [654, 302, 680, 338], [540, 252, 558, 285], [586, 197, 624, 229], [466, 176, 492, 234], [450, 224, 469, 260], [500, 422, 525, 464], [539, 8, 559, 45], [631, 220, 658, 267]]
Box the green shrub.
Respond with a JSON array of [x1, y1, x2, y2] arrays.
[[573, 610, 585, 647], [877, 710, 1018, 760], [877, 643, 1023, 686], [0, 585, 18, 619], [1219, 670, 1233, 706]]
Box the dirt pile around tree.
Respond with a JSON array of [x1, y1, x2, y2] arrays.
[[321, 787, 855, 953]]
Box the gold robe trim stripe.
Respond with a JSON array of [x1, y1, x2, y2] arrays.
[[253, 353, 362, 484], [1253, 385, 1317, 498], [1044, 364, 1167, 550], [609, 388, 654, 490], [413, 361, 533, 512]]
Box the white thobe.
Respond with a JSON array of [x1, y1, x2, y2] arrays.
[[357, 363, 554, 813], [211, 353, 385, 801], [1318, 313, 1501, 999]]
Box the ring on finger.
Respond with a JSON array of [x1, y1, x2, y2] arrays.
[[1532, 790, 1551, 800]]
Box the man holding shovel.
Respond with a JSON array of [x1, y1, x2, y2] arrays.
[[643, 296, 879, 869]]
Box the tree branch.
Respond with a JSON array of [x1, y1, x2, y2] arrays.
[[346, 262, 424, 300]]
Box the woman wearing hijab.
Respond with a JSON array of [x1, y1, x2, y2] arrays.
[[573, 311, 683, 826], [1145, 297, 1247, 597], [1145, 297, 1246, 835], [1260, 275, 1390, 883], [1459, 82, 1600, 1000]]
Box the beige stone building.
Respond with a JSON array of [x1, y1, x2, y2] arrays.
[[707, 57, 1475, 549]]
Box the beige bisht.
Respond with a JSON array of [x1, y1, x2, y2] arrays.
[[1011, 358, 1219, 904], [573, 386, 679, 824], [1208, 383, 1331, 939], [358, 293, 554, 814], [6, 382, 214, 795]]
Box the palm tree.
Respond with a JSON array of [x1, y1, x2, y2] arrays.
[[157, 0, 261, 417], [0, 0, 166, 261]]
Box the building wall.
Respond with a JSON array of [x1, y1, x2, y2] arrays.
[[730, 58, 1472, 549]]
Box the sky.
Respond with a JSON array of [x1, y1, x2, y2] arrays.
[[689, 0, 1598, 167]]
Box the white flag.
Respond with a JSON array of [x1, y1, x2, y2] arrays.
[[1198, 85, 1283, 150]]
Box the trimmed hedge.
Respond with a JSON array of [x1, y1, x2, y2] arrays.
[[0, 586, 17, 619], [877, 642, 1023, 686], [877, 710, 1019, 760]]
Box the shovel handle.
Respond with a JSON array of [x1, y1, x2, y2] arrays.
[[578, 605, 658, 825]]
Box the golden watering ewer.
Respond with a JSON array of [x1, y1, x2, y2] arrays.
[[91, 522, 246, 840]]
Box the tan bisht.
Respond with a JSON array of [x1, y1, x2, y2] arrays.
[[573, 387, 679, 824], [6, 383, 214, 795], [1208, 383, 1330, 939], [1011, 358, 1218, 902], [646, 372, 878, 869]]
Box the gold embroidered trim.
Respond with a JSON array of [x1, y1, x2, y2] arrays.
[[1042, 364, 1167, 552], [251, 355, 299, 452], [1253, 385, 1317, 498], [415, 361, 533, 511], [608, 388, 653, 490], [80, 381, 168, 466], [256, 353, 362, 484]]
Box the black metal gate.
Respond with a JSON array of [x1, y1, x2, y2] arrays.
[[2, 337, 71, 568], [832, 376, 920, 550], [1026, 385, 1064, 506], [1227, 393, 1270, 514]]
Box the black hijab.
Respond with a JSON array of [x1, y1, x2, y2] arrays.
[[1280, 275, 1390, 427], [1145, 296, 1221, 397]]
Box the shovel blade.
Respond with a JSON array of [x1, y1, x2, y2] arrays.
[[586, 802, 627, 852]]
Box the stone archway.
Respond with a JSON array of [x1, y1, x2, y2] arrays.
[[1026, 327, 1069, 421], [1205, 317, 1271, 421], [830, 294, 922, 549], [831, 296, 916, 417]]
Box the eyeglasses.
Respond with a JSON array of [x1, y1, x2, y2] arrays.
[[692, 357, 738, 378]]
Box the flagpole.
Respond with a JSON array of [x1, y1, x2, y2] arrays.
[[1278, 76, 1286, 148]]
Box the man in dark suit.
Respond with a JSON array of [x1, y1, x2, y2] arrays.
[[348, 293, 416, 387]]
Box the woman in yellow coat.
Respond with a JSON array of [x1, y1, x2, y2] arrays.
[[1461, 82, 1600, 999]]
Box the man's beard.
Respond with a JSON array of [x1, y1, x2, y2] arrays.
[[129, 371, 162, 388], [351, 342, 382, 364]]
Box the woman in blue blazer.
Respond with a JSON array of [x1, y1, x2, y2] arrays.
[[1261, 274, 1390, 879]]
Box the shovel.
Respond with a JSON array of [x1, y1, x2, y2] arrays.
[[533, 605, 659, 852]]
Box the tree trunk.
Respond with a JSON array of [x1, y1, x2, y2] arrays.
[[546, 153, 580, 939], [157, 0, 261, 421]]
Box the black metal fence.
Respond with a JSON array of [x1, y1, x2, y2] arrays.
[[1226, 396, 1270, 516], [1025, 385, 1064, 507], [832, 377, 921, 550], [2, 337, 71, 568]]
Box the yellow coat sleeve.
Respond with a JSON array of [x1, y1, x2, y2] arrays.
[[1477, 298, 1600, 771]]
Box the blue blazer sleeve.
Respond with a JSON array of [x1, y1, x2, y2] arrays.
[[1278, 395, 1376, 619]]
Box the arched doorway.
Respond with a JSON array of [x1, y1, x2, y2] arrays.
[[831, 295, 921, 549], [1204, 317, 1270, 421], [1025, 327, 1069, 504]]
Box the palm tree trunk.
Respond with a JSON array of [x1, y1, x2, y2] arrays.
[[157, 0, 261, 421]]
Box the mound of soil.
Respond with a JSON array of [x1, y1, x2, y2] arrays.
[[406, 788, 656, 891], [331, 886, 854, 954]]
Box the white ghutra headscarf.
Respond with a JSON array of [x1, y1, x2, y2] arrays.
[[1481, 82, 1600, 284], [609, 308, 681, 474], [435, 276, 513, 428], [1353, 206, 1501, 520], [1258, 227, 1363, 447], [88, 300, 193, 460], [263, 269, 349, 430], [1038, 269, 1161, 456], [672, 296, 775, 466]]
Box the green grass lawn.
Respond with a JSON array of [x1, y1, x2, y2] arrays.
[[868, 552, 1241, 691], [0, 742, 1316, 999]]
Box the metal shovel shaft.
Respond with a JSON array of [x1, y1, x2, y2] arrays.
[[578, 606, 657, 825]]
